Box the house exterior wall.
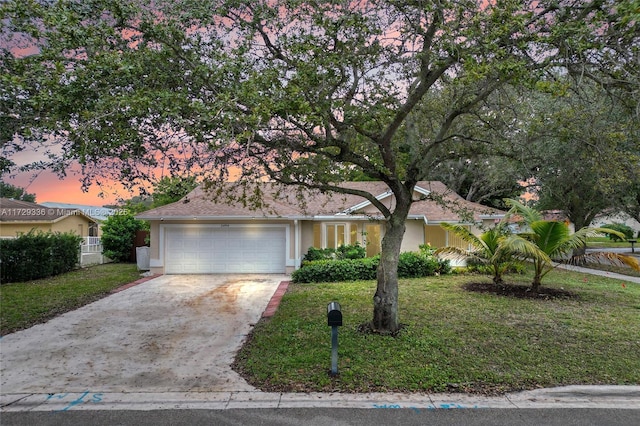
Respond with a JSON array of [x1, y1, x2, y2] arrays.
[[0, 223, 52, 237], [300, 220, 316, 256], [0, 216, 94, 238], [51, 216, 94, 237], [401, 219, 426, 252], [147, 217, 495, 275], [591, 212, 640, 235]]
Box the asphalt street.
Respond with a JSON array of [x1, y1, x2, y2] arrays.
[[2, 407, 640, 426]]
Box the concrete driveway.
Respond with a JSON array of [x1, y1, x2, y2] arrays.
[[0, 275, 288, 395]]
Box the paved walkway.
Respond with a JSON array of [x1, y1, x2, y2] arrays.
[[555, 263, 640, 284]]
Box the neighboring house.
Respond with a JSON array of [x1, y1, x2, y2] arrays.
[[0, 198, 99, 239], [136, 181, 505, 275], [591, 210, 640, 236], [40, 202, 116, 236]]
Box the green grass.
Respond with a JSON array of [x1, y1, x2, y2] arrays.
[[0, 263, 141, 335], [234, 268, 640, 395], [587, 237, 637, 249]]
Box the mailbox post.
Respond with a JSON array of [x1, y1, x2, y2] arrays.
[[327, 302, 342, 376]]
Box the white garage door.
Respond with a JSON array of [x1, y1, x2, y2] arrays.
[[164, 226, 286, 274]]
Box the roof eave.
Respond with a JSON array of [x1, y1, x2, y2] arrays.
[[137, 215, 310, 221]]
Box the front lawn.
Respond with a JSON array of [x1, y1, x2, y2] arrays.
[[0, 263, 141, 335], [587, 238, 637, 249], [234, 268, 640, 395]]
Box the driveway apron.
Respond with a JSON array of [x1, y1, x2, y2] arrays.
[[0, 275, 287, 394]]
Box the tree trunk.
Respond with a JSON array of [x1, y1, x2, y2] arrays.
[[531, 276, 541, 293], [371, 207, 409, 334]]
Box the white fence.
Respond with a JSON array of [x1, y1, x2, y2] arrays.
[[80, 237, 106, 266]]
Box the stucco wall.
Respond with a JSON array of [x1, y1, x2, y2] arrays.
[[0, 216, 94, 238], [51, 216, 93, 236], [401, 219, 425, 252], [147, 217, 490, 275], [0, 223, 52, 237]]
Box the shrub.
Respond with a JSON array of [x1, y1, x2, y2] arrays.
[[302, 243, 366, 264], [292, 249, 450, 283], [292, 257, 378, 283], [336, 242, 366, 260], [600, 223, 634, 241], [101, 212, 146, 262], [465, 258, 526, 276], [302, 247, 335, 263], [0, 231, 82, 283], [397, 251, 437, 278]]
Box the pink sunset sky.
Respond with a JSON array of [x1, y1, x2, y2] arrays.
[[4, 170, 131, 206]]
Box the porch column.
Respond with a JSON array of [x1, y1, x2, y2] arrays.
[[294, 220, 300, 269]]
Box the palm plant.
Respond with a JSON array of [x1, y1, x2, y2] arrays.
[[436, 222, 547, 286], [504, 199, 640, 292]]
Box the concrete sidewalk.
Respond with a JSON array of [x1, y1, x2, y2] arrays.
[[555, 263, 640, 283], [2, 385, 639, 412]]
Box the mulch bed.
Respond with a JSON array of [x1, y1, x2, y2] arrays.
[[463, 282, 578, 300]]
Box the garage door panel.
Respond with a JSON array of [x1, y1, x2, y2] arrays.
[[165, 226, 286, 274]]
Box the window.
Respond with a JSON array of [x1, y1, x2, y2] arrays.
[[313, 223, 360, 249], [364, 224, 381, 257], [424, 224, 471, 250], [326, 224, 345, 249]]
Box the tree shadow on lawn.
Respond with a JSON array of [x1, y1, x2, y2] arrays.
[[463, 282, 578, 300]]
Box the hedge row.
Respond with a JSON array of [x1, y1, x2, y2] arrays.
[[292, 252, 451, 283], [0, 231, 82, 283]]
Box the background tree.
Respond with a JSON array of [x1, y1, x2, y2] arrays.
[[1, 0, 636, 333], [526, 79, 640, 233], [0, 181, 36, 202], [151, 176, 198, 208], [410, 85, 533, 209]]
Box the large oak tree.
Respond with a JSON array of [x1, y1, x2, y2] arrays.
[[1, 0, 637, 333]]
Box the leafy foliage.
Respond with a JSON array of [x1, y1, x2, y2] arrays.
[[600, 223, 635, 241], [293, 250, 449, 283], [505, 199, 640, 291], [526, 79, 640, 231], [0, 231, 81, 283], [292, 257, 379, 284], [0, 181, 36, 202], [151, 175, 198, 208], [302, 243, 366, 263], [100, 212, 146, 262]]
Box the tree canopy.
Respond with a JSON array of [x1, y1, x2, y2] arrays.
[[0, 181, 36, 202], [2, 0, 638, 332]]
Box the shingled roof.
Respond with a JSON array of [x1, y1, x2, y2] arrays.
[[137, 181, 504, 223], [0, 198, 97, 223]]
